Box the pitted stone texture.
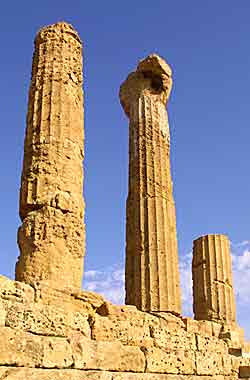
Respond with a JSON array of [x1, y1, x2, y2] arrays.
[[16, 22, 85, 291], [4, 301, 91, 338], [0, 275, 34, 303], [71, 336, 145, 372], [91, 309, 187, 349], [220, 325, 245, 349], [0, 327, 43, 367], [120, 54, 181, 313], [0, 327, 74, 368], [144, 347, 196, 375], [74, 290, 106, 309], [196, 351, 224, 375], [0, 276, 246, 378], [91, 311, 154, 347], [192, 234, 237, 324], [196, 335, 228, 353], [17, 207, 85, 291]]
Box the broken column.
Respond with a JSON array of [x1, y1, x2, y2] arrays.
[[15, 22, 85, 291], [192, 234, 236, 324], [120, 55, 182, 313]]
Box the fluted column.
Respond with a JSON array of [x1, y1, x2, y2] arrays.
[[15, 22, 85, 291], [192, 234, 236, 324], [120, 55, 181, 313]]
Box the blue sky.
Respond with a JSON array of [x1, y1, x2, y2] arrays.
[[0, 1, 250, 335]]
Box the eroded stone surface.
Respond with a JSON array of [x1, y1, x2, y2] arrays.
[[15, 21, 85, 292], [0, 275, 34, 303], [0, 275, 248, 379], [0, 368, 235, 380], [120, 54, 181, 313], [4, 301, 91, 338], [71, 336, 145, 372], [1, 22, 249, 380], [192, 234, 237, 324]]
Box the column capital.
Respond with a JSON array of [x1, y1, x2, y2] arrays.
[[119, 54, 173, 118]]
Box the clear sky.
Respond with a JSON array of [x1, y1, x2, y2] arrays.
[[0, 1, 250, 335]]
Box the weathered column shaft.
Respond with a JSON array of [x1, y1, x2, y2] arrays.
[[15, 22, 85, 291], [192, 234, 236, 324], [120, 55, 181, 313]]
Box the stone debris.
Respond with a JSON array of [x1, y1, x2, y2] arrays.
[[120, 54, 181, 313]]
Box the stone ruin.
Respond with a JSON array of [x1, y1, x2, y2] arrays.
[[0, 21, 249, 380]]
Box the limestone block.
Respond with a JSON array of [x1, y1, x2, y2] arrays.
[[0, 368, 112, 380], [5, 301, 91, 338], [0, 275, 34, 303], [0, 299, 6, 325], [0, 327, 43, 367], [149, 324, 196, 351], [91, 313, 153, 347], [0, 326, 77, 369], [196, 321, 213, 336], [42, 337, 73, 368], [183, 318, 220, 337], [32, 282, 93, 313], [73, 291, 106, 309], [0, 369, 230, 379], [0, 368, 236, 380], [71, 336, 145, 372], [220, 325, 245, 348], [196, 351, 223, 375], [111, 375, 226, 380], [211, 321, 223, 337], [96, 301, 137, 316], [222, 355, 234, 376], [182, 317, 200, 334], [196, 335, 228, 353], [149, 312, 185, 331], [91, 309, 189, 349], [144, 347, 195, 374], [231, 356, 250, 372]]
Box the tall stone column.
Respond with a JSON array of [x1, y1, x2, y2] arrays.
[[15, 22, 85, 291], [192, 234, 236, 324], [120, 55, 182, 313]]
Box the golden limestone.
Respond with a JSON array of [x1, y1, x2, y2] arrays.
[[0, 22, 248, 380], [15, 22, 85, 291], [120, 55, 181, 313], [192, 234, 236, 324]]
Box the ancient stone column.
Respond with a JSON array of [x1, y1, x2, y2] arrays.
[[120, 55, 182, 313], [192, 234, 236, 324], [15, 22, 85, 291]]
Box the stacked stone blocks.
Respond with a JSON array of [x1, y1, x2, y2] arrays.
[[120, 55, 181, 313], [15, 22, 85, 292], [0, 21, 248, 380], [192, 234, 236, 324], [0, 275, 249, 379]]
